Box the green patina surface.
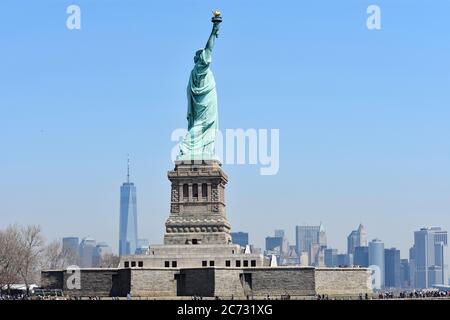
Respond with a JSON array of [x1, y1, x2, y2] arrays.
[[177, 19, 221, 161]]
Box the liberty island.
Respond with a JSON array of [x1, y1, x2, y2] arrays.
[[40, 12, 372, 299]]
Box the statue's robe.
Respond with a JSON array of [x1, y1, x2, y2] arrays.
[[178, 48, 219, 161]]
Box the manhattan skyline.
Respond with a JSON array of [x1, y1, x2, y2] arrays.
[[1, 0, 449, 255]]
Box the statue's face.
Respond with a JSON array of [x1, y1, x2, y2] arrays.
[[194, 50, 203, 63]]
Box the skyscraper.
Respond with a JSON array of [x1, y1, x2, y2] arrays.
[[62, 237, 79, 253], [409, 246, 416, 288], [62, 237, 79, 265], [347, 224, 368, 255], [265, 236, 284, 252], [354, 246, 369, 267], [265, 230, 288, 255], [283, 246, 300, 266], [296, 225, 318, 256], [337, 254, 353, 267], [295, 223, 326, 265], [347, 231, 358, 255], [310, 244, 327, 267], [413, 227, 448, 288], [369, 238, 385, 289], [119, 158, 138, 256], [400, 259, 410, 288], [324, 248, 338, 267], [318, 223, 327, 248], [384, 248, 401, 288], [79, 237, 96, 268], [93, 242, 112, 267], [230, 232, 249, 247]]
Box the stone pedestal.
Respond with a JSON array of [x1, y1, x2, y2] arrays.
[[164, 160, 232, 245], [118, 159, 266, 270], [119, 244, 265, 269]]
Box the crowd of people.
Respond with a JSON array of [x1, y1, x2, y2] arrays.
[[0, 294, 29, 300], [2, 290, 450, 300], [378, 290, 450, 299], [0, 293, 67, 300]]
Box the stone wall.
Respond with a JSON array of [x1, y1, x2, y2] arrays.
[[63, 269, 118, 297], [41, 267, 372, 298], [248, 267, 316, 297], [315, 268, 372, 296], [130, 269, 177, 297], [177, 268, 215, 296], [112, 269, 131, 297], [213, 268, 245, 297], [174, 267, 317, 298], [41, 271, 64, 289], [41, 269, 125, 297]]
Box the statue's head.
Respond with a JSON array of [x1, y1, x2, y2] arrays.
[[194, 49, 203, 63]]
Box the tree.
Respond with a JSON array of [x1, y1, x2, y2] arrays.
[[97, 253, 120, 268], [0, 225, 22, 294], [16, 225, 45, 294], [1, 224, 84, 296], [42, 239, 77, 270]]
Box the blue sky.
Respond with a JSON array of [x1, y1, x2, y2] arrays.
[[1, 0, 449, 256]]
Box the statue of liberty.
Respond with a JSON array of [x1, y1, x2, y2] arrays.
[[177, 12, 222, 161]]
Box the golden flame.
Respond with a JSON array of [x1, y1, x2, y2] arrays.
[[213, 10, 221, 17]]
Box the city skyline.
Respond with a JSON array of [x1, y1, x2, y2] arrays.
[[1, 0, 449, 256], [52, 219, 450, 265], [49, 222, 450, 289], [261, 225, 449, 289]]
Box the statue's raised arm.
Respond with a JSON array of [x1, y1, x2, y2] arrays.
[[205, 11, 222, 51], [205, 22, 220, 51]]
